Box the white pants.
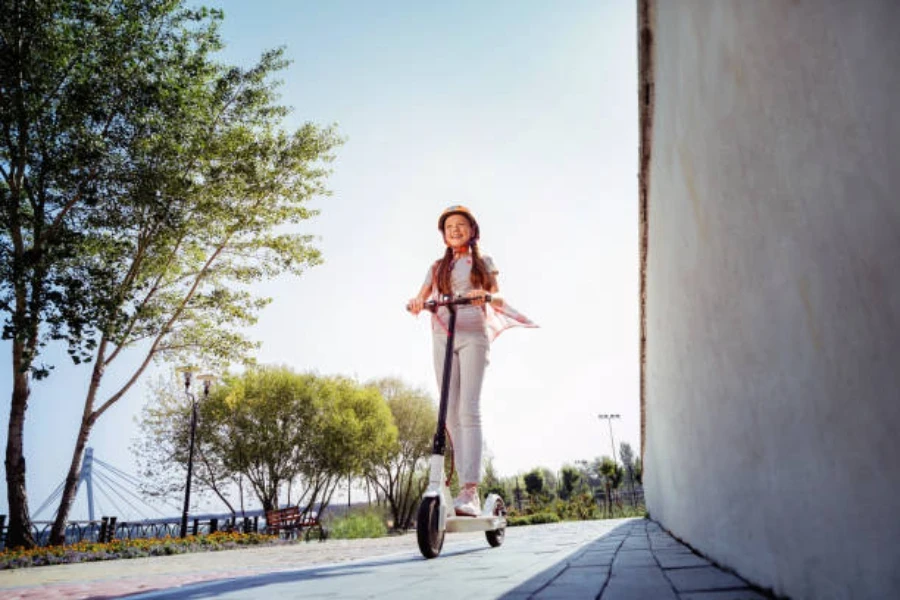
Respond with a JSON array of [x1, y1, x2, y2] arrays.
[[432, 330, 490, 485]]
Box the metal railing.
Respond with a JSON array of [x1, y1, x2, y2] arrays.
[[0, 513, 265, 550]]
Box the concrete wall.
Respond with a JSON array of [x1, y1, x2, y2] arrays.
[[641, 2, 900, 598]]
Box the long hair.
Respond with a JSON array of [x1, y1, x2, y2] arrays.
[[433, 242, 495, 296]]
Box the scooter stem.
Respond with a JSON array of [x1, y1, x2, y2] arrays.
[[432, 298, 457, 456]]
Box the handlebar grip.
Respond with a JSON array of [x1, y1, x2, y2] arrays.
[[407, 294, 490, 311]]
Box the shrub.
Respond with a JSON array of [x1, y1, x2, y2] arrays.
[[529, 512, 561, 525], [327, 507, 388, 540], [507, 515, 531, 527], [0, 532, 279, 570]]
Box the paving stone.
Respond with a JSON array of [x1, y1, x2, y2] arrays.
[[649, 538, 678, 546], [601, 565, 678, 600], [533, 566, 609, 599], [569, 551, 616, 567], [655, 551, 711, 569], [678, 590, 769, 600], [666, 566, 748, 593], [622, 535, 650, 548], [503, 562, 570, 594], [612, 549, 657, 569]]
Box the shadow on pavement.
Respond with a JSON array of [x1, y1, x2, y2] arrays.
[[497, 520, 634, 599]]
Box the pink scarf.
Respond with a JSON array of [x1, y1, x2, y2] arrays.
[[484, 302, 538, 342]]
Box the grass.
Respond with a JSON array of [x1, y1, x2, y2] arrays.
[[325, 507, 388, 540]]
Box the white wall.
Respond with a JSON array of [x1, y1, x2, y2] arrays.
[[642, 2, 900, 598]]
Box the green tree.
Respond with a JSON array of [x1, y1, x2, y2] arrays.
[[301, 376, 397, 517], [481, 447, 509, 506], [597, 456, 624, 514], [1, 0, 231, 548], [137, 368, 397, 518], [619, 441, 639, 494], [44, 23, 340, 545], [193, 367, 323, 513], [365, 378, 436, 530], [559, 465, 582, 501], [597, 457, 623, 488], [523, 469, 544, 496], [540, 467, 558, 499]]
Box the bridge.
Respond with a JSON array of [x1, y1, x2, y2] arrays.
[[1, 448, 265, 548]]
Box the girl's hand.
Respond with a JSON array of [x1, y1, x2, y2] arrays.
[[465, 289, 490, 306], [407, 297, 425, 315]]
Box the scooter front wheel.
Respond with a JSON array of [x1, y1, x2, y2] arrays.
[[416, 496, 445, 558]]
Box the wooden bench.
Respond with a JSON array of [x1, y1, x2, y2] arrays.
[[264, 506, 328, 541]]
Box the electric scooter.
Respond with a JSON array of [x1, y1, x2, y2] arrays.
[[411, 294, 507, 559]]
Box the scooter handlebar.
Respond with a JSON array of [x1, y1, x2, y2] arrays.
[[408, 294, 492, 313]]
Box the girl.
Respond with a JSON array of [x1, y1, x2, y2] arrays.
[[408, 205, 535, 516]]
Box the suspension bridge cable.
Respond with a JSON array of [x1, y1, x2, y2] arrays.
[[94, 457, 184, 512], [32, 480, 66, 519], [92, 477, 127, 519], [93, 459, 145, 487], [94, 469, 158, 520], [92, 460, 182, 515], [93, 470, 150, 520]]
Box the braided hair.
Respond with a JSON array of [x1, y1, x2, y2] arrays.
[[433, 240, 495, 296]]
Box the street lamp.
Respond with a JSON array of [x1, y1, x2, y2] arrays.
[[177, 367, 215, 538], [597, 414, 621, 465]]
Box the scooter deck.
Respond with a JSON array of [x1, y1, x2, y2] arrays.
[[445, 515, 506, 533]]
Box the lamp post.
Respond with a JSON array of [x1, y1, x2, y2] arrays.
[[597, 414, 621, 465], [178, 367, 215, 538]]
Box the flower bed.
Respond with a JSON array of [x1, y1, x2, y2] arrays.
[[0, 531, 280, 570]]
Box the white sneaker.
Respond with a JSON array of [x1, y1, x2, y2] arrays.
[[454, 487, 481, 517]]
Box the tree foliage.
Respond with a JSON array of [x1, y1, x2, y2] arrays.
[[0, 0, 343, 545], [364, 377, 436, 530], [523, 469, 545, 497], [132, 375, 240, 514], [482, 449, 510, 506], [1, 0, 237, 548], [559, 465, 582, 501], [134, 367, 397, 517]]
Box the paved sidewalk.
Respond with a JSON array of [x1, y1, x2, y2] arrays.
[[514, 518, 769, 599], [0, 518, 771, 599]]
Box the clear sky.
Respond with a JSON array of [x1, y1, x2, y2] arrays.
[[0, 0, 639, 520]]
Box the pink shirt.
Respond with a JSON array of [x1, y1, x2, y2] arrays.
[[424, 255, 498, 335]]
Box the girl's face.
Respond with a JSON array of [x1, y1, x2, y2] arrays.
[[443, 214, 473, 250]]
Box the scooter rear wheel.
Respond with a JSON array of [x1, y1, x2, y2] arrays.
[[416, 496, 445, 558], [486, 497, 507, 548]]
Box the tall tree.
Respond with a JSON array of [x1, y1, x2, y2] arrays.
[[559, 465, 582, 501], [365, 378, 436, 530], [619, 442, 636, 487], [619, 442, 635, 473], [596, 456, 624, 513], [221, 368, 322, 512], [302, 377, 397, 518], [0, 0, 229, 548], [523, 469, 545, 497], [49, 48, 340, 544]]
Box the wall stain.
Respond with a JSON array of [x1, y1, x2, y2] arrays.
[[720, 43, 745, 89], [679, 146, 710, 243], [798, 277, 823, 353]]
